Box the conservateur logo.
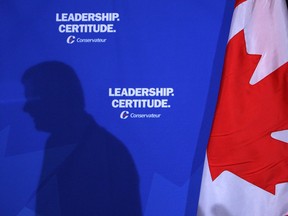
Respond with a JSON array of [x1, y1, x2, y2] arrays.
[[120, 111, 129, 119], [66, 35, 107, 44], [67, 35, 76, 44], [120, 111, 161, 119]]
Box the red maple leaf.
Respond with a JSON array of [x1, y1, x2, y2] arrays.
[[207, 30, 288, 194]]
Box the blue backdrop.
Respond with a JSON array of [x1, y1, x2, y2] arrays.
[[0, 1, 233, 215]]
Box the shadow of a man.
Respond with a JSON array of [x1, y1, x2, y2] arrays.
[[22, 61, 142, 216]]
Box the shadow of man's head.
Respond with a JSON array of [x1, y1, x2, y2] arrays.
[[22, 61, 85, 133]]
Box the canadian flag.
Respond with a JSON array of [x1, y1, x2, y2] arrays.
[[198, 0, 288, 215]]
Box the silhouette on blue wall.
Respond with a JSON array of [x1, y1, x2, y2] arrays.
[[22, 61, 142, 216]]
